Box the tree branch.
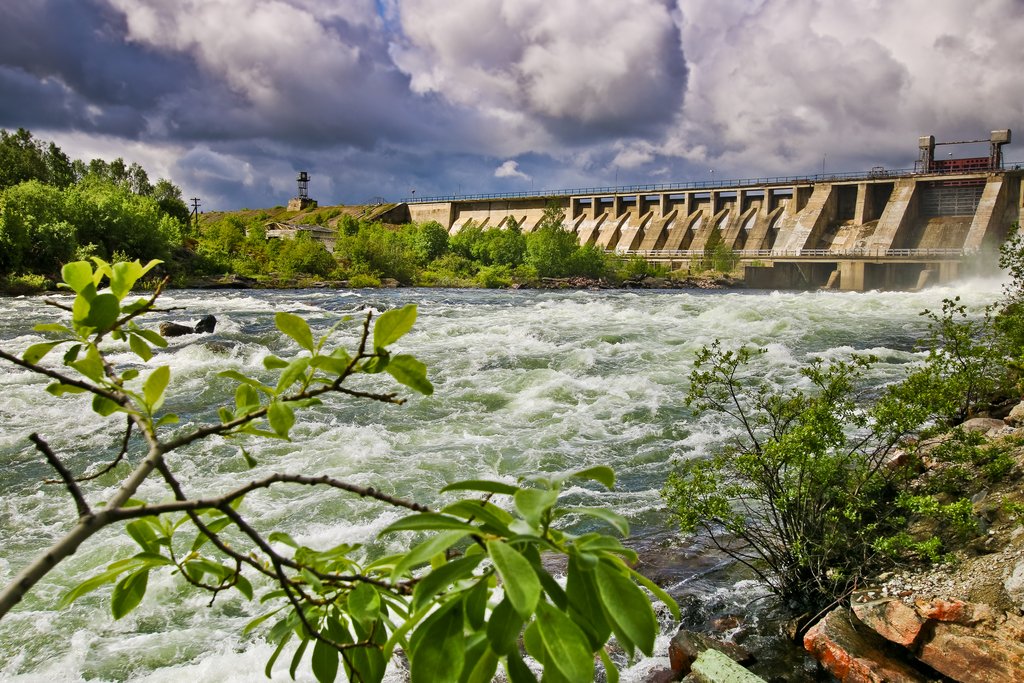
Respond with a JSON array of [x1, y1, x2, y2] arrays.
[[29, 433, 90, 518]]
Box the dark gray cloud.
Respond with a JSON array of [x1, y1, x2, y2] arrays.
[[0, 0, 1021, 210]]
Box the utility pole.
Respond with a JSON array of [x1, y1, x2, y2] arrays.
[[190, 197, 201, 235]]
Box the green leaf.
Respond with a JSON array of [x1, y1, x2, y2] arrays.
[[276, 356, 310, 394], [630, 567, 680, 621], [234, 573, 254, 600], [92, 394, 120, 417], [143, 365, 171, 412], [504, 653, 537, 683], [235, 383, 260, 412], [514, 488, 559, 528], [311, 637, 339, 683], [485, 597, 523, 656], [62, 261, 94, 293], [263, 354, 289, 370], [218, 369, 275, 395], [128, 333, 152, 362], [70, 345, 104, 382], [46, 382, 87, 397], [240, 447, 258, 468], [566, 554, 612, 650], [594, 559, 658, 656], [135, 328, 168, 347], [33, 323, 70, 334], [486, 540, 540, 620], [276, 312, 315, 351], [557, 507, 630, 536], [535, 601, 595, 682], [391, 530, 470, 580], [442, 500, 514, 535], [267, 401, 295, 438], [441, 479, 519, 496], [373, 304, 417, 348], [385, 354, 433, 395], [599, 648, 619, 683], [409, 598, 464, 683], [412, 554, 484, 613], [156, 413, 179, 426], [22, 341, 61, 365], [110, 261, 144, 299], [126, 520, 160, 552], [348, 582, 381, 629], [190, 517, 232, 551], [289, 638, 309, 681], [567, 465, 615, 489], [59, 565, 132, 607], [81, 293, 120, 331], [111, 569, 149, 619], [311, 349, 352, 375], [268, 531, 299, 548], [380, 513, 481, 535], [463, 645, 499, 683]]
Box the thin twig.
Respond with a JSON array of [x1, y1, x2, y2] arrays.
[[0, 348, 125, 405], [29, 433, 91, 518]]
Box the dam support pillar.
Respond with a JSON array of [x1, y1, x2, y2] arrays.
[[839, 261, 866, 291]]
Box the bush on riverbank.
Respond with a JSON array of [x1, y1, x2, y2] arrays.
[[664, 224, 1024, 611]]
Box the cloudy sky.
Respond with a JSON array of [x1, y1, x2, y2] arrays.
[[2, 0, 1022, 210]]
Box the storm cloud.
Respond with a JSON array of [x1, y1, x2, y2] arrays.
[[0, 0, 1022, 209]]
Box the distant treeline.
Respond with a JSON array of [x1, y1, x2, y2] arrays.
[[194, 204, 663, 288], [0, 128, 190, 285], [1, 127, 732, 292]]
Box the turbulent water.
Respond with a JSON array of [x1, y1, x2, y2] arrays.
[[0, 281, 1003, 681]]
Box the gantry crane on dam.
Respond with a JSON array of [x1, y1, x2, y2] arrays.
[[398, 130, 1020, 291]]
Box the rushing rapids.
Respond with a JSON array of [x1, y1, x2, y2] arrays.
[[0, 282, 1003, 681]]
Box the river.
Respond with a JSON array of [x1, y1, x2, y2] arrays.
[[0, 281, 1003, 681]]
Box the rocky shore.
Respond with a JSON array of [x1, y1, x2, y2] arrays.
[[646, 408, 1024, 682]]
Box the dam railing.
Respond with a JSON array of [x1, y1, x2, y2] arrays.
[[615, 248, 971, 260], [401, 160, 1023, 204]]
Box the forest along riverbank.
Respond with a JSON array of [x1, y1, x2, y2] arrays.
[[0, 283, 1002, 681]]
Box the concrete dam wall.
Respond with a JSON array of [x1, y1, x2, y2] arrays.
[[405, 168, 1024, 291]]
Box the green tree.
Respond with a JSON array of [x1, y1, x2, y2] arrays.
[[0, 259, 675, 682], [0, 180, 75, 273], [0, 128, 49, 191], [275, 232, 338, 277], [413, 220, 450, 263]]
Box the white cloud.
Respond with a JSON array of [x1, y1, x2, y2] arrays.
[[390, 0, 686, 151], [494, 160, 529, 180]]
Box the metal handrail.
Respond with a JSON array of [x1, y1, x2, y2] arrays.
[[615, 248, 972, 259], [400, 159, 1024, 205]]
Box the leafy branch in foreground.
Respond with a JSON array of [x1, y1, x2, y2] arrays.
[[0, 258, 674, 682]]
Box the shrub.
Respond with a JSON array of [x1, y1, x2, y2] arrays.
[[347, 272, 381, 288], [477, 264, 513, 288], [663, 345, 926, 607]]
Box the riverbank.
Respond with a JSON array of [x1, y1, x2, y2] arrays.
[[1, 272, 746, 295]]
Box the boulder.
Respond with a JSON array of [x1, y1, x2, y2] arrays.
[[852, 597, 926, 647], [821, 596, 1024, 682], [159, 315, 218, 338], [668, 629, 752, 676], [160, 322, 195, 337], [1003, 559, 1024, 609], [803, 608, 929, 682], [686, 650, 765, 683], [959, 418, 1008, 435], [1005, 401, 1024, 427], [194, 314, 217, 334]]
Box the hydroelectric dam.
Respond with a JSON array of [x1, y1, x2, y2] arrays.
[[401, 130, 1022, 291]]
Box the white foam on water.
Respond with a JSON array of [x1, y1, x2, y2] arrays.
[[0, 283, 1004, 679]]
